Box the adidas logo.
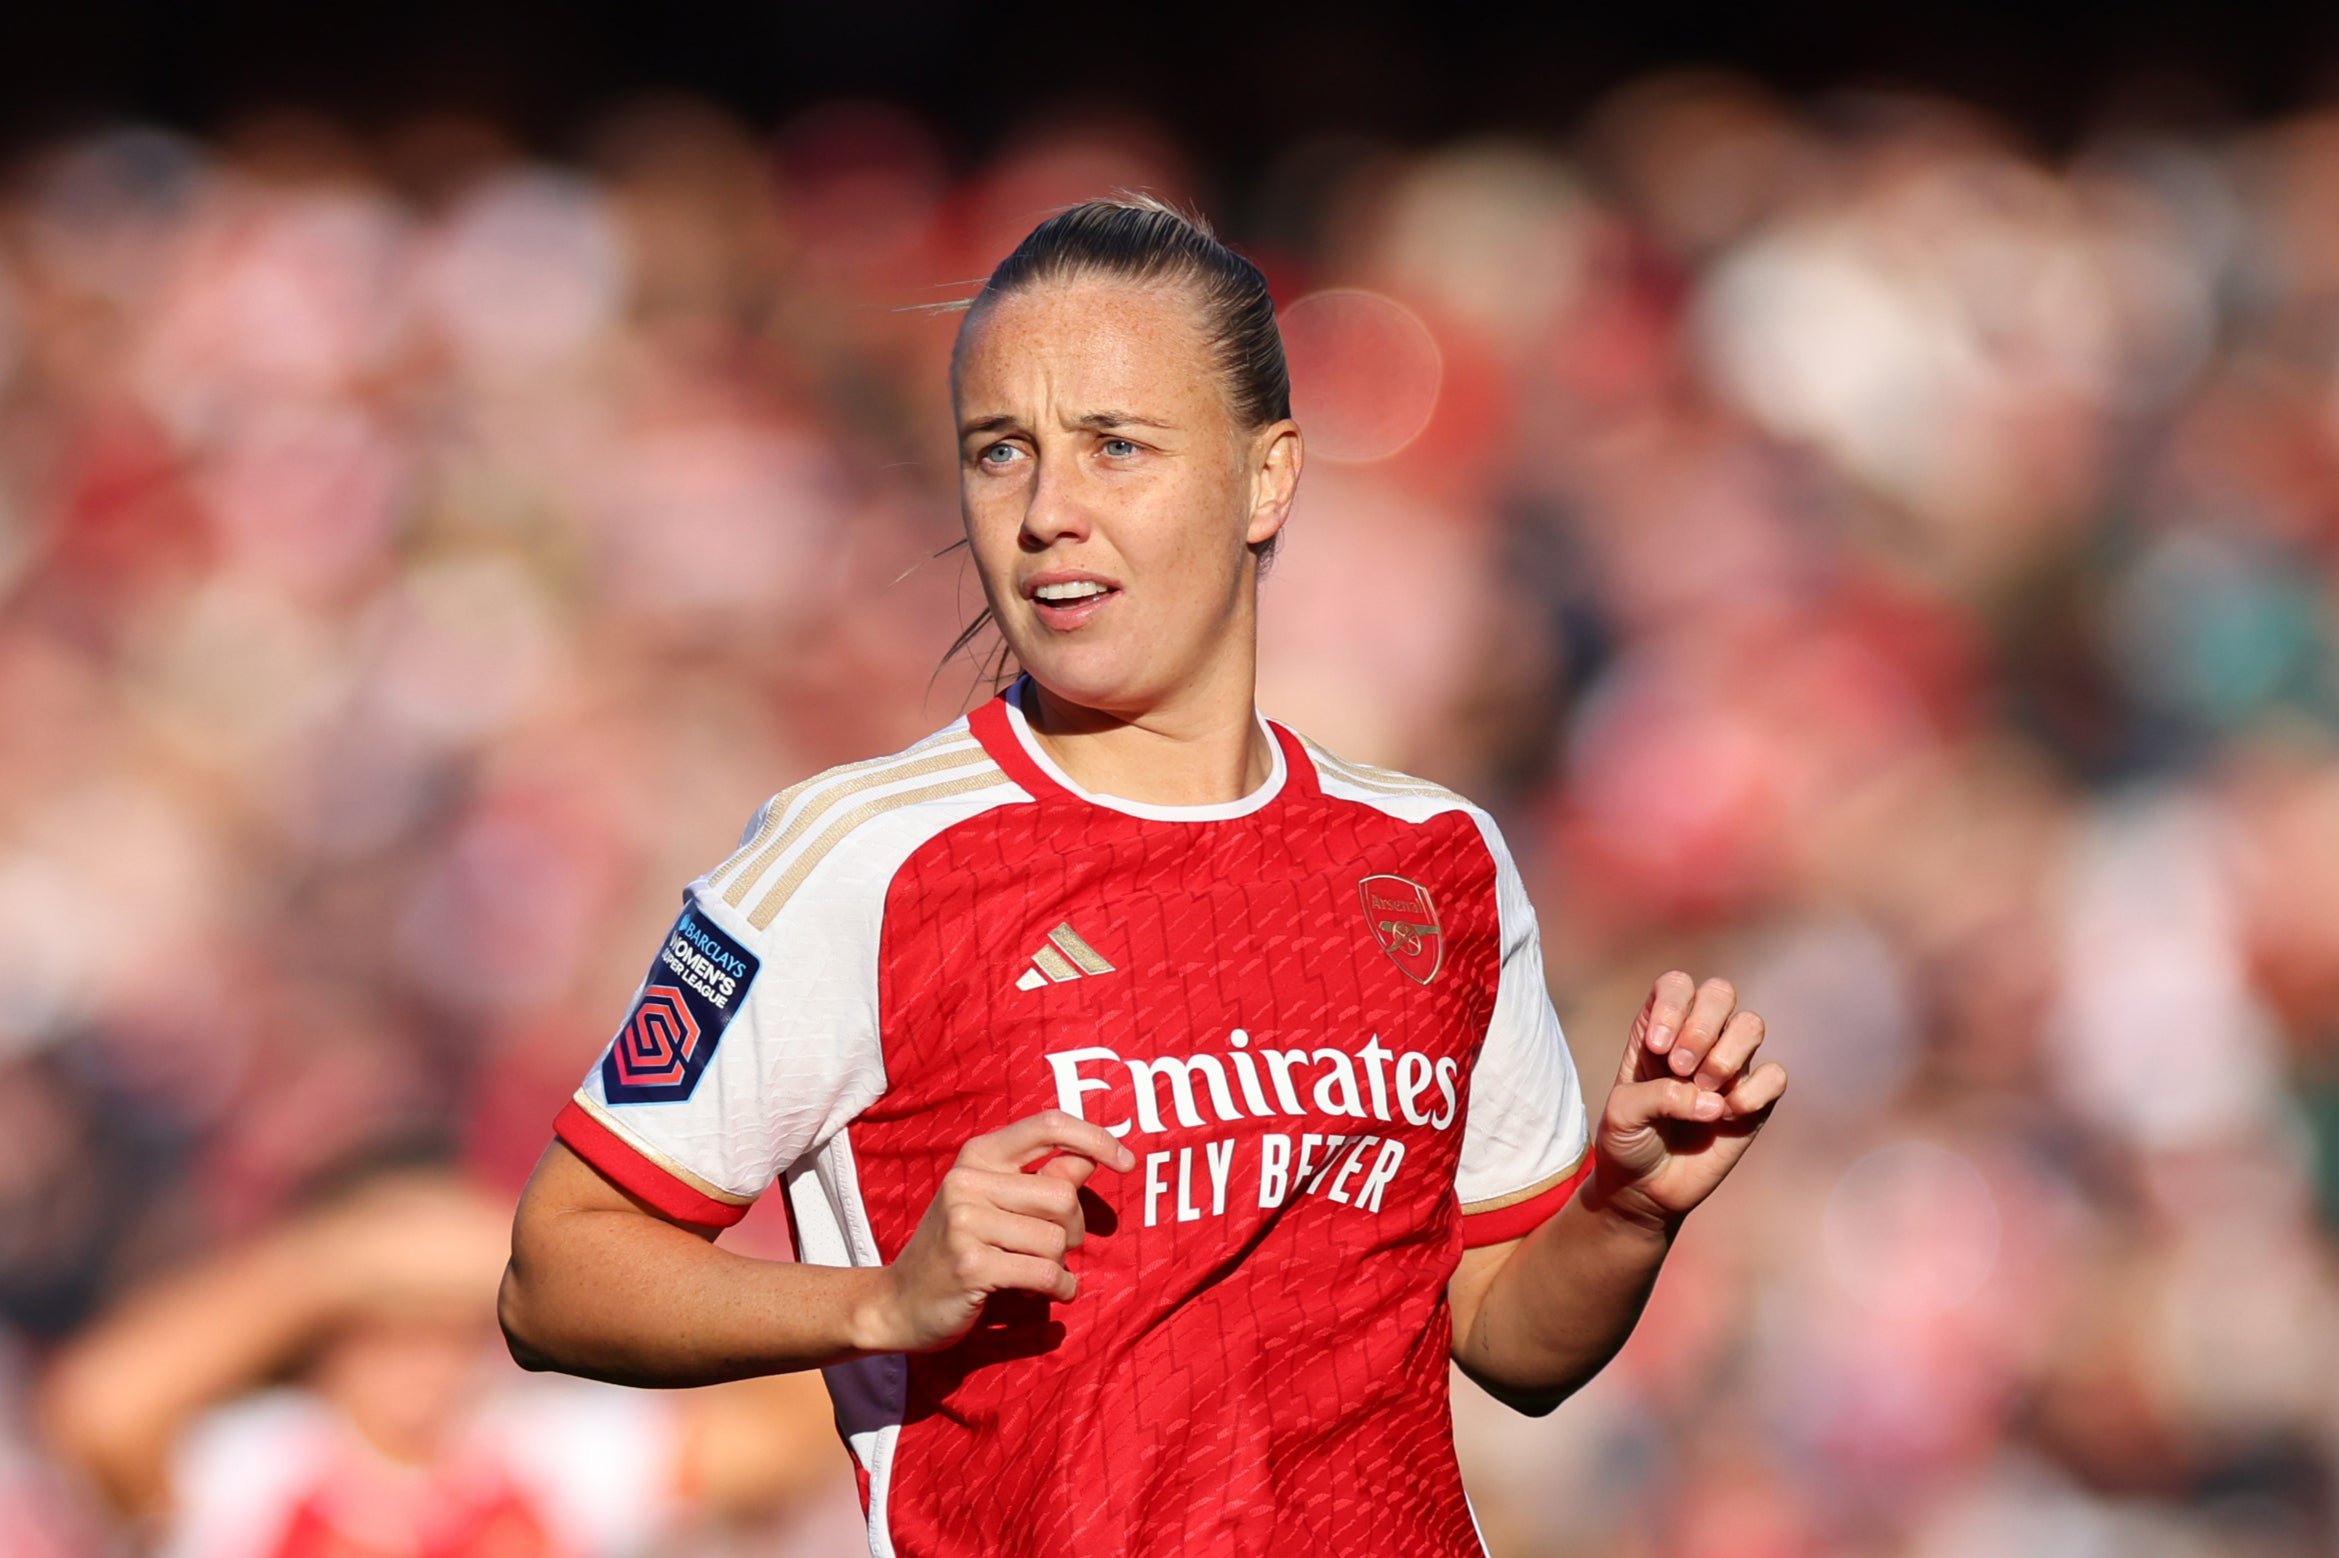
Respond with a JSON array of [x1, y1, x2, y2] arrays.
[[1015, 923, 1116, 991]]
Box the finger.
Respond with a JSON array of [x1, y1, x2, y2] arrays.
[[1607, 1076, 1726, 1132], [1630, 970, 1698, 1074], [1663, 977, 1739, 1079], [948, 1202, 1075, 1266], [977, 1251, 1080, 1303], [1720, 1061, 1788, 1120], [1035, 1153, 1099, 1190], [959, 1169, 1087, 1248], [961, 1110, 1135, 1175], [1620, 972, 1690, 1086], [1695, 1009, 1766, 1092]]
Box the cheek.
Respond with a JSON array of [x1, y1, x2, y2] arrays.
[[1142, 468, 1252, 576], [960, 483, 1022, 590]]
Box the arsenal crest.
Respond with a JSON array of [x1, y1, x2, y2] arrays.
[[1358, 874, 1443, 984]]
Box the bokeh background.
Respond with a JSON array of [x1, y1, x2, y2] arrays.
[[6, 4, 2339, 1555]]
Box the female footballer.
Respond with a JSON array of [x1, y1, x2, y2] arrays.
[[500, 199, 1787, 1557]]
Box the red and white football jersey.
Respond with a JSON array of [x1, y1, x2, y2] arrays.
[[554, 681, 1591, 1558]]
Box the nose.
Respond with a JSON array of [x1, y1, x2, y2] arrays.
[[1020, 457, 1093, 551]]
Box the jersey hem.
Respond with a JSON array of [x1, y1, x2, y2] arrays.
[[554, 1096, 754, 1228], [1459, 1155, 1591, 1247]]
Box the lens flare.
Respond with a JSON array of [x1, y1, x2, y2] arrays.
[[1281, 289, 1443, 463]]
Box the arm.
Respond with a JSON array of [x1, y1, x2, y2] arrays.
[[499, 1111, 1133, 1388], [39, 1175, 510, 1517], [1448, 972, 1786, 1414]]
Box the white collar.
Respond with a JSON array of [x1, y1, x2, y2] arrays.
[[1003, 678, 1289, 822]]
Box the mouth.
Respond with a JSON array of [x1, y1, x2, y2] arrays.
[[1023, 573, 1121, 630]]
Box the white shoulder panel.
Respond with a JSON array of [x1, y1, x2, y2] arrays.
[[576, 718, 1030, 1203]]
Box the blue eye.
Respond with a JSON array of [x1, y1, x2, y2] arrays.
[[979, 443, 1020, 465], [1102, 438, 1138, 457]]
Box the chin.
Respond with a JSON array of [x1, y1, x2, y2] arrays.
[[1012, 641, 1162, 717]]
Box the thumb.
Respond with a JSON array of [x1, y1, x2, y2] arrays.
[[1606, 1077, 1725, 1136]]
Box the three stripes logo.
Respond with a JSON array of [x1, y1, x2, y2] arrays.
[[1016, 922, 1116, 991]]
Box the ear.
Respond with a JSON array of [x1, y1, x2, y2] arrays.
[[1244, 420, 1304, 550]]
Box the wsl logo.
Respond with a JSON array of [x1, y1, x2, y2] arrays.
[[603, 898, 761, 1104]]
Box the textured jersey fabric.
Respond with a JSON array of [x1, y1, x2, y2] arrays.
[[553, 681, 1591, 1558]]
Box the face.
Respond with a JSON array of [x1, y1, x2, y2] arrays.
[[953, 277, 1300, 721], [311, 1315, 495, 1464]]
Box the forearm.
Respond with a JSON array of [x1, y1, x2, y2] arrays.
[[1450, 1184, 1674, 1415], [501, 1157, 889, 1388], [41, 1235, 348, 1510]]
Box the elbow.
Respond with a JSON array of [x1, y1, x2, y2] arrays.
[[36, 1356, 162, 1515], [1473, 1373, 1571, 1418], [495, 1262, 557, 1373]]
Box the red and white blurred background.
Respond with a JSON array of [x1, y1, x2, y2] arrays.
[[4, 6, 2339, 1555]]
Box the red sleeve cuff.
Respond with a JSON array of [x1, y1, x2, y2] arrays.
[[554, 1099, 752, 1229], [1460, 1157, 1592, 1247]]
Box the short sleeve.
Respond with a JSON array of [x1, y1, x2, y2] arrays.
[[1454, 815, 1591, 1247], [553, 727, 1021, 1228], [556, 870, 886, 1227], [555, 786, 898, 1227]]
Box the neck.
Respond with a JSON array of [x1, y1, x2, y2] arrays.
[[1019, 666, 1275, 808]]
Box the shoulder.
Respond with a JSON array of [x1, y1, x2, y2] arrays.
[[697, 716, 1028, 935], [1284, 725, 1532, 895], [1288, 727, 1503, 834]]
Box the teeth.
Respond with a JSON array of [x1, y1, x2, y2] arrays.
[[1035, 582, 1109, 602]]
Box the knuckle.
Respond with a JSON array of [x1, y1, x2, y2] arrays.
[[1702, 977, 1737, 1005]]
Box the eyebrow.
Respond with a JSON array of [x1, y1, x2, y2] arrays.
[[958, 410, 1174, 439]]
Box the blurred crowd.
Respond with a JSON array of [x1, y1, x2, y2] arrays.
[[0, 66, 2335, 1558]]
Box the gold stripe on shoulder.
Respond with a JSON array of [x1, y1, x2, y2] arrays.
[[1306, 741, 1451, 799], [573, 1092, 756, 1207], [711, 730, 970, 890], [1328, 757, 1450, 798], [707, 777, 815, 890], [719, 737, 984, 908], [748, 767, 1008, 929], [1459, 1152, 1587, 1217]]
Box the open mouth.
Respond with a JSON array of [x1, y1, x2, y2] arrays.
[[1025, 576, 1120, 627]]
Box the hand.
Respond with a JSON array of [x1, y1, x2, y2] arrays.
[[1587, 972, 1787, 1234], [855, 1111, 1134, 1355]]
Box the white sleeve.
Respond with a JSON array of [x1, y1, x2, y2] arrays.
[[1454, 813, 1591, 1246], [556, 868, 889, 1226], [554, 728, 1021, 1225]]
